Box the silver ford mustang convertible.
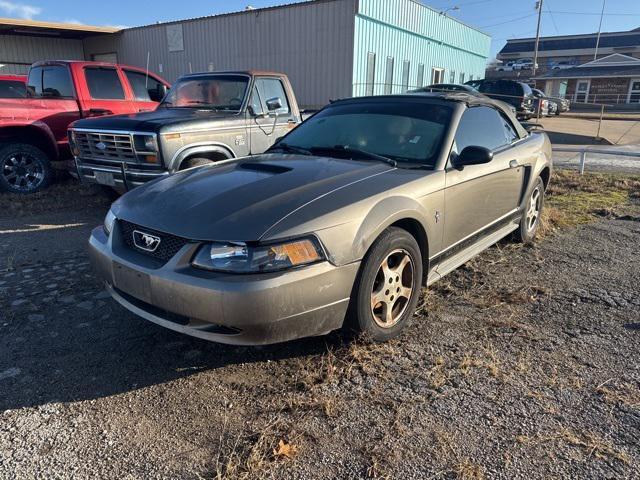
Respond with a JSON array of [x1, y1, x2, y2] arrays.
[[89, 92, 552, 345]]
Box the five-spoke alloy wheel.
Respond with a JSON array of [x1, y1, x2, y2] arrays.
[[349, 227, 422, 342], [515, 176, 545, 244]]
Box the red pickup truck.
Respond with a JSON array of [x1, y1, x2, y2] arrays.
[[0, 75, 27, 99], [0, 61, 169, 193]]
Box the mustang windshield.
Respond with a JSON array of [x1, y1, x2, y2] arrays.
[[274, 102, 452, 167], [161, 75, 249, 111]]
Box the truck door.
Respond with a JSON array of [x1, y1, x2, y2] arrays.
[[248, 77, 297, 155], [26, 64, 81, 145], [122, 69, 168, 112], [80, 66, 135, 116]]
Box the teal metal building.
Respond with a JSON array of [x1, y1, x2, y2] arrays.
[[352, 0, 491, 96], [82, 0, 491, 108]]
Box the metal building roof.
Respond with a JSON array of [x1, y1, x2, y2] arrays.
[[499, 29, 640, 55], [0, 17, 120, 38]]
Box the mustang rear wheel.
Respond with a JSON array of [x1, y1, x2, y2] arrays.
[[348, 227, 422, 342], [0, 143, 52, 194], [515, 176, 545, 244]]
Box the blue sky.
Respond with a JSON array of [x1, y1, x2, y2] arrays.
[[1, 0, 639, 58]]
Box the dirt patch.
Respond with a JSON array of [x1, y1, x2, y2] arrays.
[[0, 170, 638, 479]]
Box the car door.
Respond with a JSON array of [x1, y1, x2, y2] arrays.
[[81, 66, 135, 116], [248, 77, 297, 154], [122, 68, 168, 112], [442, 106, 525, 249]]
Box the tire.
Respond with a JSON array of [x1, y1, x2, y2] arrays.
[[180, 157, 215, 170], [0, 143, 52, 194], [347, 227, 423, 342], [514, 177, 545, 244]]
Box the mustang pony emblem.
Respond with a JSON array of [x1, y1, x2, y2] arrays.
[[133, 230, 161, 252]]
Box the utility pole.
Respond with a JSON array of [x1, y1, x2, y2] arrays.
[[594, 0, 606, 60], [532, 0, 543, 78]]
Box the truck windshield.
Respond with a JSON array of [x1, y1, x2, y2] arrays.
[[161, 75, 249, 111], [272, 101, 452, 168]]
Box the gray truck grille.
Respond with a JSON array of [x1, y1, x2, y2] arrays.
[[75, 131, 136, 162]]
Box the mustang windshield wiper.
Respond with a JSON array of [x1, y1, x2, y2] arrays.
[[268, 143, 313, 156], [311, 145, 397, 167]]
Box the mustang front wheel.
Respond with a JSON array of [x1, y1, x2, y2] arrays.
[[348, 227, 422, 342]]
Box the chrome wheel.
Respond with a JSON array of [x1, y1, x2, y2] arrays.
[[370, 249, 414, 328], [525, 185, 542, 232], [2, 153, 45, 192]]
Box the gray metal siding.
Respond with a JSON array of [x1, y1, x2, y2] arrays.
[[83, 0, 357, 109], [0, 35, 84, 74]]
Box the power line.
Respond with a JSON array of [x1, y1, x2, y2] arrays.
[[547, 10, 640, 16], [545, 0, 560, 35], [480, 12, 537, 28]]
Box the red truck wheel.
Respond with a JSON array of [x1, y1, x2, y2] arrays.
[[0, 143, 53, 194]]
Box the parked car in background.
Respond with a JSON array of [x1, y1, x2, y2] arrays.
[[551, 61, 573, 70], [496, 61, 515, 72], [89, 92, 552, 345], [532, 88, 570, 115], [70, 71, 302, 193], [0, 60, 169, 194], [466, 79, 536, 120], [0, 75, 26, 98], [513, 59, 537, 70], [412, 83, 517, 115]]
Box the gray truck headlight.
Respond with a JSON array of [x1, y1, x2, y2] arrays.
[[103, 209, 116, 235], [133, 134, 158, 152], [191, 238, 324, 273]]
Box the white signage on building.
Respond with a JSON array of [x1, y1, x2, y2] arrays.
[[166, 24, 184, 52]]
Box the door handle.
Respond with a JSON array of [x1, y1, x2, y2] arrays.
[[509, 160, 520, 168]]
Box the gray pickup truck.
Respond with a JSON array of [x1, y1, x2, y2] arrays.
[[69, 71, 302, 191]]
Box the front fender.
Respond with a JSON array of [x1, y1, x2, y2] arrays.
[[168, 143, 236, 171], [352, 196, 431, 261]]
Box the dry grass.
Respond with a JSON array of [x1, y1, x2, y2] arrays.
[[541, 170, 640, 234], [516, 428, 631, 464], [595, 381, 640, 409]]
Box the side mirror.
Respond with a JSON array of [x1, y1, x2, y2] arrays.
[[266, 97, 283, 112], [453, 146, 494, 169]]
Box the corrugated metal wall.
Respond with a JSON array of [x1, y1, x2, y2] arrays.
[[0, 34, 84, 74], [353, 0, 491, 96], [83, 0, 357, 109]]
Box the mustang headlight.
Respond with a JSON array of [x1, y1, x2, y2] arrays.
[[133, 134, 158, 152], [191, 238, 324, 273], [103, 209, 116, 235]]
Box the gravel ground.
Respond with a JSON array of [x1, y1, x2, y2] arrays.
[[0, 178, 639, 479]]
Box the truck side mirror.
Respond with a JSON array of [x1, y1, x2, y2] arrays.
[[266, 97, 283, 113]]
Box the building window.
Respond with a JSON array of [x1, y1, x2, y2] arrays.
[[384, 56, 394, 94], [417, 64, 424, 88], [366, 52, 376, 96], [402, 61, 410, 92], [459, 72, 466, 84], [450, 70, 456, 83], [431, 67, 444, 84]]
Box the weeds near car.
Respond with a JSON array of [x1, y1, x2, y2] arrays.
[[540, 170, 640, 235]]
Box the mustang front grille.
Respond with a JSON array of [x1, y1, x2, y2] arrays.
[[75, 131, 136, 162], [119, 220, 190, 263]]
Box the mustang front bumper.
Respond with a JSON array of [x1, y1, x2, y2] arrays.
[[88, 224, 360, 345]]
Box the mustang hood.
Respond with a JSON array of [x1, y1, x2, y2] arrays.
[[71, 107, 240, 132], [113, 155, 394, 241]]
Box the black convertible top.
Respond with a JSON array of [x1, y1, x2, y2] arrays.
[[332, 92, 529, 139]]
